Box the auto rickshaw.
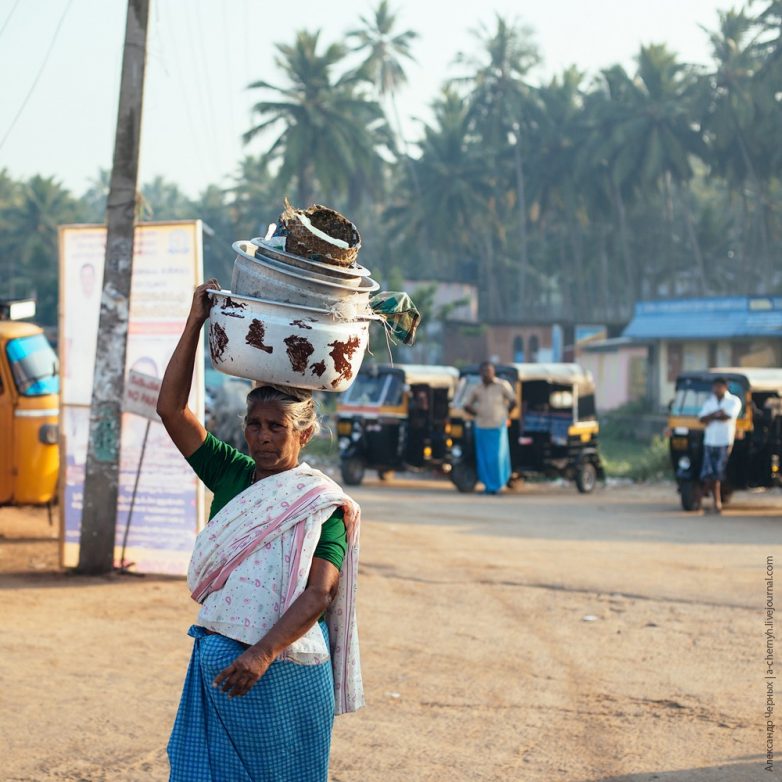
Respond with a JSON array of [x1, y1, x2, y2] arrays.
[[448, 363, 604, 493], [668, 368, 782, 511], [336, 364, 459, 485], [0, 315, 60, 505]]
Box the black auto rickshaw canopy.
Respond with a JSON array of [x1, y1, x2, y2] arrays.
[[669, 367, 782, 510], [453, 362, 598, 421], [339, 364, 460, 409], [671, 368, 782, 417], [337, 364, 460, 485]]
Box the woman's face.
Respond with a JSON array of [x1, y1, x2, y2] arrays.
[[244, 401, 311, 476]]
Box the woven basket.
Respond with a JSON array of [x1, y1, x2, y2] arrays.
[[282, 200, 361, 267]]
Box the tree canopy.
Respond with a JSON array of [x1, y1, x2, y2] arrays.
[[2, 0, 781, 329]]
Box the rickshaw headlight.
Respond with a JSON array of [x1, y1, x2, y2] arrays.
[[338, 437, 351, 451], [678, 456, 691, 470], [451, 445, 463, 459], [38, 423, 59, 445]]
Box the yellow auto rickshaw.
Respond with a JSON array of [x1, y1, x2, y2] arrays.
[[336, 363, 459, 485], [0, 314, 60, 505], [448, 363, 604, 493], [668, 368, 782, 510]]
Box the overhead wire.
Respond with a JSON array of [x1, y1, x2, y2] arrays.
[[193, 0, 222, 172], [221, 1, 237, 137], [164, 0, 219, 190], [181, 0, 222, 182], [0, 0, 76, 154], [242, 0, 254, 145], [158, 1, 207, 187], [0, 0, 22, 41]]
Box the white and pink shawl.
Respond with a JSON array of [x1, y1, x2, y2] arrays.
[[187, 462, 363, 715]]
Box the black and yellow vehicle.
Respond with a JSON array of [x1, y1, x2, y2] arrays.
[[448, 363, 604, 494], [668, 368, 782, 511], [0, 312, 60, 506], [336, 364, 460, 486]]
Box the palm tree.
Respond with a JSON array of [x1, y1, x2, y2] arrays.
[[577, 65, 645, 303], [139, 176, 191, 220], [348, 1, 418, 148], [348, 1, 417, 100], [587, 48, 709, 296], [456, 16, 541, 315], [386, 88, 503, 316], [754, 0, 782, 65], [244, 30, 392, 211], [700, 9, 770, 285], [8, 176, 81, 324], [230, 155, 280, 238], [193, 184, 241, 283], [81, 169, 111, 223], [0, 169, 22, 297], [526, 67, 599, 319]]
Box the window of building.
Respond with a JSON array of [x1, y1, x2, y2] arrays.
[[708, 342, 718, 369], [512, 335, 524, 362], [667, 343, 683, 382], [528, 335, 539, 363]]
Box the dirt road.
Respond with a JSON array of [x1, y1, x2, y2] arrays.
[[1, 481, 780, 782]]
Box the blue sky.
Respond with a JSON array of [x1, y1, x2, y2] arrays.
[[0, 0, 735, 197]]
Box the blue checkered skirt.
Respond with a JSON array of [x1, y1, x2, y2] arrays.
[[167, 623, 334, 782]]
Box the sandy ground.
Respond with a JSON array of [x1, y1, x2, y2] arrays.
[[1, 479, 781, 782]]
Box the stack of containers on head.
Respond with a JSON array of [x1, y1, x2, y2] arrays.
[[207, 201, 379, 394]]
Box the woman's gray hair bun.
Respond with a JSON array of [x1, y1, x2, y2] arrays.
[[245, 385, 320, 435]]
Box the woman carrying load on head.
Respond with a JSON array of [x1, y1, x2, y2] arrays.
[[157, 279, 363, 782]]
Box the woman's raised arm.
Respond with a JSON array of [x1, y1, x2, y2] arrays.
[[157, 278, 219, 458]]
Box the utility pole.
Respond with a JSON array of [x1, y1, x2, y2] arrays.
[[78, 0, 150, 574]]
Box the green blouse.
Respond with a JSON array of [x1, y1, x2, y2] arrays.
[[186, 432, 347, 571]]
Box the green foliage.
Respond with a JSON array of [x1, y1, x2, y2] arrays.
[[4, 4, 782, 335], [348, 0, 418, 98], [601, 435, 670, 482], [0, 172, 86, 326], [243, 29, 393, 212]]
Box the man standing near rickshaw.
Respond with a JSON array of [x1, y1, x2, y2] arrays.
[[698, 376, 742, 514], [464, 361, 516, 495]]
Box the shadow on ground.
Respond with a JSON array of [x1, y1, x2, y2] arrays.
[[578, 757, 767, 781]]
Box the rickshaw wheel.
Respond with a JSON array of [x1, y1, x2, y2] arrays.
[[679, 480, 702, 511], [377, 470, 394, 481], [451, 462, 478, 493], [340, 456, 365, 486], [575, 462, 598, 494]]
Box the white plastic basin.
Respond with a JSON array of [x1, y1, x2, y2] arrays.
[[207, 289, 376, 392]]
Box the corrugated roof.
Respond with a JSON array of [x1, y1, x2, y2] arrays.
[[623, 296, 782, 339]]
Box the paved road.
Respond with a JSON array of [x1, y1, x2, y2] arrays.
[[349, 478, 782, 606], [1, 481, 780, 781], [330, 479, 781, 781]]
